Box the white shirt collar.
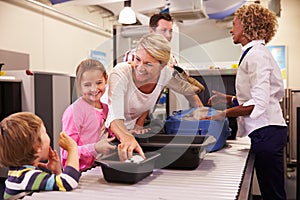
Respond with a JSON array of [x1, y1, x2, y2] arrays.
[[241, 40, 265, 51]]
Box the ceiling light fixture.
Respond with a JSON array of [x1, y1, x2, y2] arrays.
[[118, 0, 136, 24]]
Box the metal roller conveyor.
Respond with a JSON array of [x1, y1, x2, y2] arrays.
[[25, 137, 252, 200]]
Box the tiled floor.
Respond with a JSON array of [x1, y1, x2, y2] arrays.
[[286, 167, 297, 200], [252, 166, 297, 200]]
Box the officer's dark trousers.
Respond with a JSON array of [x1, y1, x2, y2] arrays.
[[249, 125, 287, 200]]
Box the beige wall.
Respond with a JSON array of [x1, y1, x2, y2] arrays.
[[187, 0, 300, 89], [1, 0, 299, 88], [269, 0, 300, 88], [0, 0, 113, 75]]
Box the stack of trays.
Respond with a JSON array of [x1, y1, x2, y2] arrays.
[[135, 134, 216, 170]]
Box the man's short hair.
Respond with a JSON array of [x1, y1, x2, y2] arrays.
[[149, 13, 173, 28]]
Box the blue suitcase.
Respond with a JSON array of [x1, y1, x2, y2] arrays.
[[164, 107, 231, 152]]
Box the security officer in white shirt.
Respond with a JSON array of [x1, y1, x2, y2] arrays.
[[204, 4, 287, 200]]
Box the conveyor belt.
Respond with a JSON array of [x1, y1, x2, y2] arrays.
[[25, 137, 251, 200]]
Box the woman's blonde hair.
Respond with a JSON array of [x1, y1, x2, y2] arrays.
[[235, 3, 278, 44], [136, 33, 171, 66], [0, 112, 43, 167], [75, 59, 107, 97]]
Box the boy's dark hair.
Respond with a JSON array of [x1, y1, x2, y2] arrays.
[[149, 13, 173, 29]]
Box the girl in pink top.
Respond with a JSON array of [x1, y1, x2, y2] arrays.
[[61, 59, 116, 171]]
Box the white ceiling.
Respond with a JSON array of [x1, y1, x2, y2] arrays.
[[55, 0, 247, 21], [52, 0, 247, 44], [50, 0, 274, 44]]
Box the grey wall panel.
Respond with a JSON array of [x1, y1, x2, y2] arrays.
[[52, 75, 71, 156], [70, 76, 78, 103], [289, 90, 300, 162], [34, 73, 53, 148], [297, 107, 300, 199]]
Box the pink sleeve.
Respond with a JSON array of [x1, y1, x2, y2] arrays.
[[102, 103, 115, 138], [61, 105, 97, 170]]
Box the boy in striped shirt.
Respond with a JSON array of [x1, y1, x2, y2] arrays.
[[0, 112, 81, 199]]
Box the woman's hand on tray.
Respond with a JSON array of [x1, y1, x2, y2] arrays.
[[117, 134, 145, 161]]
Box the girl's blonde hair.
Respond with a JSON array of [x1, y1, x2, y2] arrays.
[[136, 33, 171, 66], [235, 3, 278, 44], [0, 112, 43, 167], [75, 59, 107, 97]]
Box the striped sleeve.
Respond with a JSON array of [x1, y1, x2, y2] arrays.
[[49, 166, 81, 191], [4, 166, 81, 199]]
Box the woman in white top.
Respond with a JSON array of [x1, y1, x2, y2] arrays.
[[106, 33, 192, 160], [205, 4, 287, 200]]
